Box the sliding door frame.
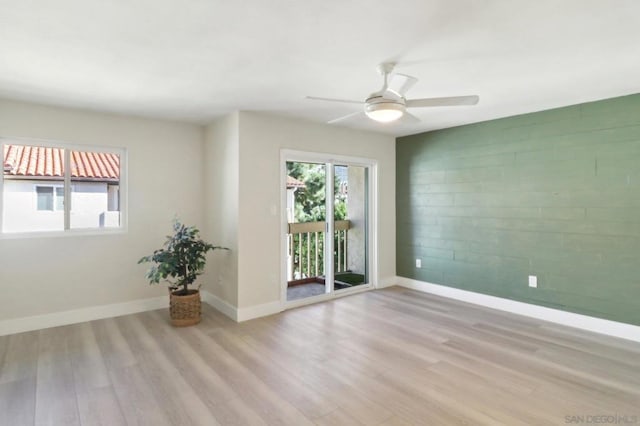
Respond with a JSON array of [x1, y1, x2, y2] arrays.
[[280, 149, 378, 310]]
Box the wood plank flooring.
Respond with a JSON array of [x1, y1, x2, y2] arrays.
[[1, 286, 639, 425]]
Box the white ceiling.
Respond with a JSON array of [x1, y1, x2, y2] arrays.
[[1, 1, 639, 137]]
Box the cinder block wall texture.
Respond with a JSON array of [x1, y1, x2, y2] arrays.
[[397, 93, 640, 325]]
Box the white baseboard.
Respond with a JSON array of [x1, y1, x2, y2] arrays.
[[377, 275, 398, 289], [0, 289, 286, 336], [0, 290, 283, 336], [200, 291, 282, 322], [237, 301, 283, 322], [396, 277, 640, 343], [0, 295, 167, 337], [201, 290, 238, 321]]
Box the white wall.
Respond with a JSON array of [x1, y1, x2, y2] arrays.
[[0, 100, 396, 325], [3, 180, 65, 232], [70, 181, 109, 229], [3, 179, 116, 232], [203, 113, 239, 306], [237, 112, 396, 309], [0, 99, 204, 321]]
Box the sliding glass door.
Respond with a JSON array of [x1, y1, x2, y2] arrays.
[[284, 154, 372, 304]]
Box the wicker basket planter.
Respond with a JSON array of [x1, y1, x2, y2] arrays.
[[139, 220, 227, 326], [169, 289, 201, 327]]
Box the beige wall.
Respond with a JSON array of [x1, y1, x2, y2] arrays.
[[0, 100, 396, 323], [203, 114, 239, 306], [0, 99, 204, 321], [237, 112, 396, 309]]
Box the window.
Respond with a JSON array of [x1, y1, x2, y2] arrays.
[[36, 186, 64, 211], [1, 139, 126, 234]]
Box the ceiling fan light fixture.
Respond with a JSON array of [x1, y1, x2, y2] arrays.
[[365, 101, 405, 123], [307, 63, 480, 125]]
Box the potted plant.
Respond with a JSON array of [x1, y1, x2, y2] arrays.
[[138, 219, 227, 326]]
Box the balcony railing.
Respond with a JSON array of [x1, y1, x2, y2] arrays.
[[287, 220, 350, 283]]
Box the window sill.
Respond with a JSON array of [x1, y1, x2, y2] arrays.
[[0, 227, 128, 240]]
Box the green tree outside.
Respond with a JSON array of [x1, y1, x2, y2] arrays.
[[287, 162, 348, 279]]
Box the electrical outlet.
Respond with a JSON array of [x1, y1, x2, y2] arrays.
[[528, 275, 537, 288], [416, 259, 422, 268]]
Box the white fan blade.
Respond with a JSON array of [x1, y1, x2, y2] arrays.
[[400, 111, 421, 123], [306, 96, 364, 105], [328, 111, 365, 124], [406, 95, 479, 108], [382, 89, 402, 101], [387, 73, 418, 97]]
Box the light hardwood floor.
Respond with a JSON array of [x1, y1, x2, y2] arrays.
[[1, 286, 639, 425]]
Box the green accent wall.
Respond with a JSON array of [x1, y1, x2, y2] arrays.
[[396, 93, 640, 325]]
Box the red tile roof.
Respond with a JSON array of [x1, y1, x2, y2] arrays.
[[3, 144, 119, 181], [287, 175, 305, 189]]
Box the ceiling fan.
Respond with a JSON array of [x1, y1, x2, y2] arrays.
[[307, 63, 479, 124]]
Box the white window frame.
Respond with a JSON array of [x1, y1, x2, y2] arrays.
[[34, 184, 65, 211], [0, 137, 128, 238]]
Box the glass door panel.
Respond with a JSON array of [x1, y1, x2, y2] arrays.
[[333, 164, 368, 290], [285, 161, 328, 301]]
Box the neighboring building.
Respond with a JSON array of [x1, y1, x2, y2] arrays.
[[285, 175, 305, 223], [2, 144, 120, 232]]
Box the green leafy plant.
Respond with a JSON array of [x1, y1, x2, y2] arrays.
[[138, 219, 227, 295]]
